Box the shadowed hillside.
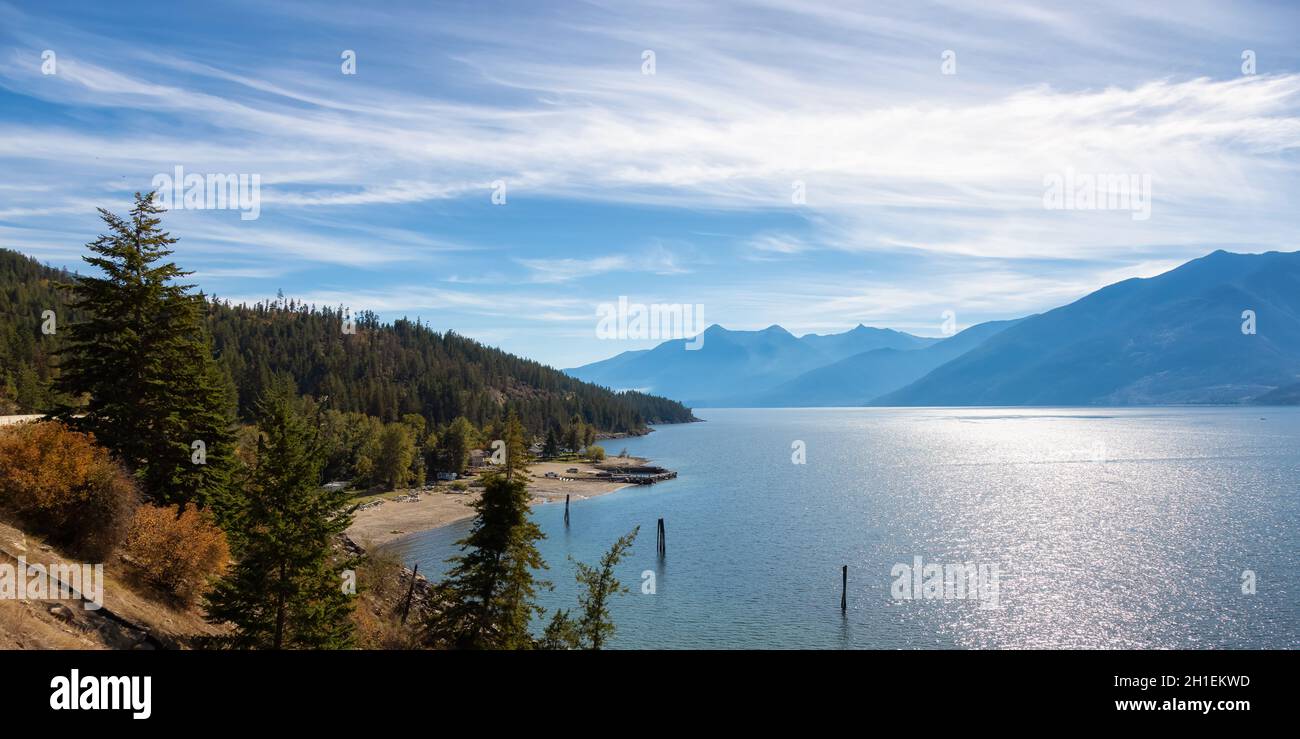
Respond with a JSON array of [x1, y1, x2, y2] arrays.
[[878, 250, 1300, 406]]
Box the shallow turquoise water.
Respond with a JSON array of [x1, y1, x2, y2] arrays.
[[389, 407, 1300, 648]]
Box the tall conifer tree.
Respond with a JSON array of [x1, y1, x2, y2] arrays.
[[205, 381, 356, 649], [54, 192, 233, 509], [424, 468, 546, 649]]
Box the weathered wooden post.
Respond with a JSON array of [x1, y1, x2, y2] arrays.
[[656, 518, 666, 557], [564, 494, 570, 526], [840, 565, 847, 612], [401, 563, 419, 625]]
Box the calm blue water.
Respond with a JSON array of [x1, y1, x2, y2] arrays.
[[389, 408, 1300, 649]]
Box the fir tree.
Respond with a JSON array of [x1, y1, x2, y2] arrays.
[[424, 470, 547, 649], [545, 528, 638, 650], [542, 428, 560, 459], [572, 528, 638, 649], [52, 193, 233, 510], [205, 381, 356, 649]]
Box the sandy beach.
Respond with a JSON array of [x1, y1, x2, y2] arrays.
[[345, 456, 660, 549]]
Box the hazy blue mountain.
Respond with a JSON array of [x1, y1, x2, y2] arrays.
[[739, 318, 1023, 406], [878, 250, 1300, 406], [565, 323, 933, 406], [1253, 381, 1300, 405], [798, 324, 937, 361]]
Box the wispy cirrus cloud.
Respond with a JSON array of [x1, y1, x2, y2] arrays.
[[516, 245, 689, 283], [2, 0, 1299, 366], [744, 234, 809, 261]]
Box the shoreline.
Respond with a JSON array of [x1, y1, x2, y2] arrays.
[[345, 455, 664, 550]]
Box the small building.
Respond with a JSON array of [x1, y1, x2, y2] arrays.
[[469, 450, 487, 468], [436, 471, 459, 481]]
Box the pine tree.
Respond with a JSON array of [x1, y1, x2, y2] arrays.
[[544, 528, 638, 650], [205, 381, 356, 649], [542, 428, 560, 459], [424, 471, 547, 649], [53, 193, 233, 510], [573, 528, 638, 649]]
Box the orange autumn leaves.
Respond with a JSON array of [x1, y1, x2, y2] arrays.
[[0, 421, 228, 602], [0, 420, 135, 557], [123, 504, 229, 604]]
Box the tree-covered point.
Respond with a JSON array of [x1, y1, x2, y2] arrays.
[[0, 246, 697, 433], [204, 301, 696, 434]]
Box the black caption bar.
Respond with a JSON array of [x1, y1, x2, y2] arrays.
[[0, 649, 1285, 727]]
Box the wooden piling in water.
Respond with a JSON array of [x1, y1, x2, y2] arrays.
[[840, 565, 847, 612], [564, 494, 570, 526], [656, 518, 665, 557], [401, 563, 419, 625]]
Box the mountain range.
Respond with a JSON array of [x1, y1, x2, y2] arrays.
[[566, 250, 1300, 407], [567, 323, 935, 407]]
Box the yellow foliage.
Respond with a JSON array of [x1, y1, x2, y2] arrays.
[[123, 504, 230, 604], [0, 420, 137, 557]]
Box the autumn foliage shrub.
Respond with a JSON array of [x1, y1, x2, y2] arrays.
[[123, 504, 230, 604], [0, 420, 137, 557]]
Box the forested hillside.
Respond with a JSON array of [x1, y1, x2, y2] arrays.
[[0, 250, 81, 412], [0, 247, 696, 433]]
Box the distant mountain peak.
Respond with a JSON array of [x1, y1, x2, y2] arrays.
[[879, 248, 1300, 406], [568, 319, 937, 405], [569, 249, 1300, 409]]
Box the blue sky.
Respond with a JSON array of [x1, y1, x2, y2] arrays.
[[2, 0, 1299, 368]]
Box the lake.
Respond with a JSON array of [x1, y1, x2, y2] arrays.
[[388, 407, 1300, 648]]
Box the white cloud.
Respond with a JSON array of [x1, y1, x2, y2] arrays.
[[6, 23, 1298, 263], [515, 255, 632, 284], [745, 234, 809, 260], [4, 0, 1300, 367], [516, 245, 688, 283]]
